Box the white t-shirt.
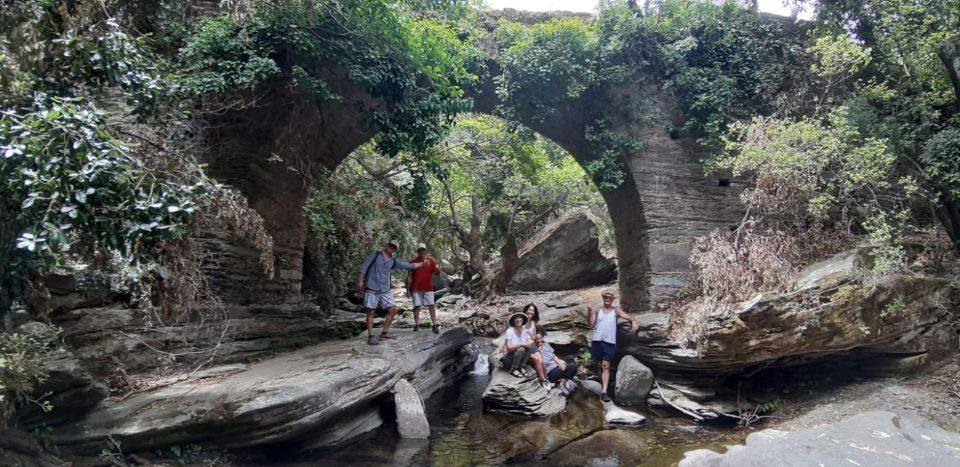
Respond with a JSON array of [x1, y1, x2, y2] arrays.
[[505, 327, 530, 349], [523, 320, 537, 337], [593, 306, 618, 344]]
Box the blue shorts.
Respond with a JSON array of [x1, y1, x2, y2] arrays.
[[591, 340, 616, 363]]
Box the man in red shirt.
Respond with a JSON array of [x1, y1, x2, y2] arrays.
[[407, 243, 440, 334]]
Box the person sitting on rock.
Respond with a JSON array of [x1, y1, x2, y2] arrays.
[[587, 290, 639, 402], [522, 303, 549, 389], [358, 239, 425, 346], [500, 312, 534, 378], [535, 330, 578, 396]]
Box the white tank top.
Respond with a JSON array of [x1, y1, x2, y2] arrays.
[[593, 306, 618, 344]]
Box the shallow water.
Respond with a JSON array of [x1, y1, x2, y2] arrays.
[[300, 373, 746, 466]]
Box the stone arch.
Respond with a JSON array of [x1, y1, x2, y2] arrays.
[[199, 61, 742, 313]]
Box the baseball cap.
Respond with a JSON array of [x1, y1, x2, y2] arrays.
[[417, 242, 427, 250], [388, 239, 400, 248]]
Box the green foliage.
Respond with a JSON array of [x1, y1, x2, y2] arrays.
[[584, 119, 643, 191], [0, 95, 213, 310], [756, 398, 783, 414], [0, 4, 216, 314], [719, 107, 901, 218], [921, 126, 960, 198], [178, 0, 483, 157], [496, 18, 600, 121], [653, 0, 807, 145], [881, 297, 907, 318], [718, 107, 916, 271], [576, 348, 594, 367], [177, 16, 281, 96]]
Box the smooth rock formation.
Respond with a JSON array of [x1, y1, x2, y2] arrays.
[[580, 380, 646, 426], [507, 211, 617, 291], [482, 370, 566, 417], [604, 403, 647, 426], [392, 379, 430, 439], [614, 355, 654, 406], [53, 327, 472, 453], [680, 411, 960, 466]]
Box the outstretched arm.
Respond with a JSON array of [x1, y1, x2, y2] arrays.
[[393, 259, 423, 270], [616, 307, 639, 333]]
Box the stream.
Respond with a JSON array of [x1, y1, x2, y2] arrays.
[[281, 363, 747, 466]]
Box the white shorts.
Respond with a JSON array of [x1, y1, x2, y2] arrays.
[[412, 291, 435, 307], [364, 291, 395, 310]]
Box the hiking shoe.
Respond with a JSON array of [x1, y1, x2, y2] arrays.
[[540, 381, 551, 390], [413, 324, 420, 332], [559, 384, 570, 396], [601, 392, 611, 403], [432, 325, 440, 334], [367, 335, 379, 346], [379, 333, 396, 340]]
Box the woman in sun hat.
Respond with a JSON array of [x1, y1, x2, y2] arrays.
[[500, 312, 534, 377]]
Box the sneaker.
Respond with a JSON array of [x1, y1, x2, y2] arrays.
[[367, 335, 379, 346], [413, 324, 420, 332], [432, 325, 440, 334], [540, 380, 551, 390], [379, 333, 396, 340], [601, 392, 611, 403], [559, 384, 570, 396]]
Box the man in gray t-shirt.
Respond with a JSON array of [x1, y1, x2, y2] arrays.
[[358, 240, 424, 345], [534, 332, 578, 395]]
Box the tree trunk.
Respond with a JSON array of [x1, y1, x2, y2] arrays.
[[936, 189, 960, 252], [938, 43, 960, 111], [493, 234, 520, 294]]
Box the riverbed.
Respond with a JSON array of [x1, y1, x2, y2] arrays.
[[275, 372, 746, 466]]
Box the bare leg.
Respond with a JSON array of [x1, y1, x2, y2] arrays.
[[530, 353, 547, 382], [382, 307, 398, 334], [365, 309, 375, 336], [428, 305, 437, 325], [413, 306, 421, 326], [600, 360, 611, 394]]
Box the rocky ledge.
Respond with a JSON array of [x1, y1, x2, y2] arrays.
[[53, 327, 473, 453], [680, 411, 960, 466], [482, 369, 567, 417]]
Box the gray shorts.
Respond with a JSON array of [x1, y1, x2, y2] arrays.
[[412, 291, 435, 307], [364, 291, 395, 310]]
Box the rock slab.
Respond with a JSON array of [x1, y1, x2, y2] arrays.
[[53, 327, 471, 453], [392, 379, 430, 439], [482, 370, 566, 417], [680, 411, 960, 467], [614, 355, 654, 406]]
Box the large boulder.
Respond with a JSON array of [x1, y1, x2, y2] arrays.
[[53, 327, 472, 453], [508, 210, 617, 291], [580, 380, 647, 426], [482, 370, 566, 417], [680, 411, 960, 466], [614, 355, 654, 406]]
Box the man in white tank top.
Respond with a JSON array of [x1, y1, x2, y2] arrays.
[[587, 290, 639, 402]]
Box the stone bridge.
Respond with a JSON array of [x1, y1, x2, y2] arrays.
[[199, 13, 745, 313]]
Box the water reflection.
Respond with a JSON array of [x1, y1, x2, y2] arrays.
[[307, 373, 744, 466]]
